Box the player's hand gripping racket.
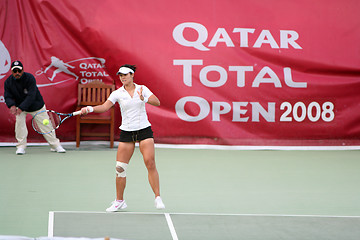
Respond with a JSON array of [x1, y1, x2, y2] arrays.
[[32, 110, 81, 135]]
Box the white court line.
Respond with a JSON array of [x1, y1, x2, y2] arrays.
[[1, 141, 360, 150], [48, 211, 54, 237], [50, 210, 165, 214], [155, 143, 360, 151], [165, 213, 179, 240], [168, 212, 360, 219], [49, 211, 360, 219]]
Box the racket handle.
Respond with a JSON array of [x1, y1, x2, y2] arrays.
[[72, 110, 82, 116]]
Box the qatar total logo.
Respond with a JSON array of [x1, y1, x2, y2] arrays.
[[0, 40, 11, 80], [36, 56, 110, 87]]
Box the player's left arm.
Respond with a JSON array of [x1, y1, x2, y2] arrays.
[[138, 86, 160, 106], [147, 94, 160, 106]]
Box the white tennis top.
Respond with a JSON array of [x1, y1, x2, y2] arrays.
[[108, 83, 153, 131]]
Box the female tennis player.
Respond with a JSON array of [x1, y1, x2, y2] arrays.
[[80, 64, 165, 211]]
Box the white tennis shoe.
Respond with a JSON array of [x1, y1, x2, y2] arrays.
[[50, 145, 66, 153], [155, 196, 165, 209], [16, 148, 26, 155], [106, 200, 127, 212]]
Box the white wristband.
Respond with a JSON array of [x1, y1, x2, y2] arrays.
[[143, 97, 149, 103], [87, 106, 94, 113]]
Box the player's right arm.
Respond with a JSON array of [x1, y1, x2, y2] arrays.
[[80, 100, 114, 115]]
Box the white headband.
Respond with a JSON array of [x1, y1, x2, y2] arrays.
[[117, 67, 134, 75]]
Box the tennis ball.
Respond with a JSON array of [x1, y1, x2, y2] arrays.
[[43, 119, 50, 126]]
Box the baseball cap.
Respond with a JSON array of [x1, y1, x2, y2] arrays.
[[117, 66, 134, 75], [11, 61, 23, 70]]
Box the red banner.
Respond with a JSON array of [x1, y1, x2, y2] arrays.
[[1, 0, 360, 145]]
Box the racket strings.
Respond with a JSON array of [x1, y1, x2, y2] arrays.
[[32, 111, 60, 134]]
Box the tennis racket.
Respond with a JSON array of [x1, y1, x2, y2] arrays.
[[32, 110, 82, 135]]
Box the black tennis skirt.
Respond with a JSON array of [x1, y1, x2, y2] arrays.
[[119, 126, 154, 142]]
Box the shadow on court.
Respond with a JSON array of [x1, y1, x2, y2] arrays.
[[50, 212, 360, 240]]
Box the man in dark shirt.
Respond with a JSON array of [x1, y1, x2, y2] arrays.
[[4, 60, 66, 155]]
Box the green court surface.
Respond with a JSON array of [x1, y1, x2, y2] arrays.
[[0, 144, 360, 239]]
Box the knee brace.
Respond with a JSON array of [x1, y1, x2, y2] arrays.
[[116, 162, 128, 178]]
